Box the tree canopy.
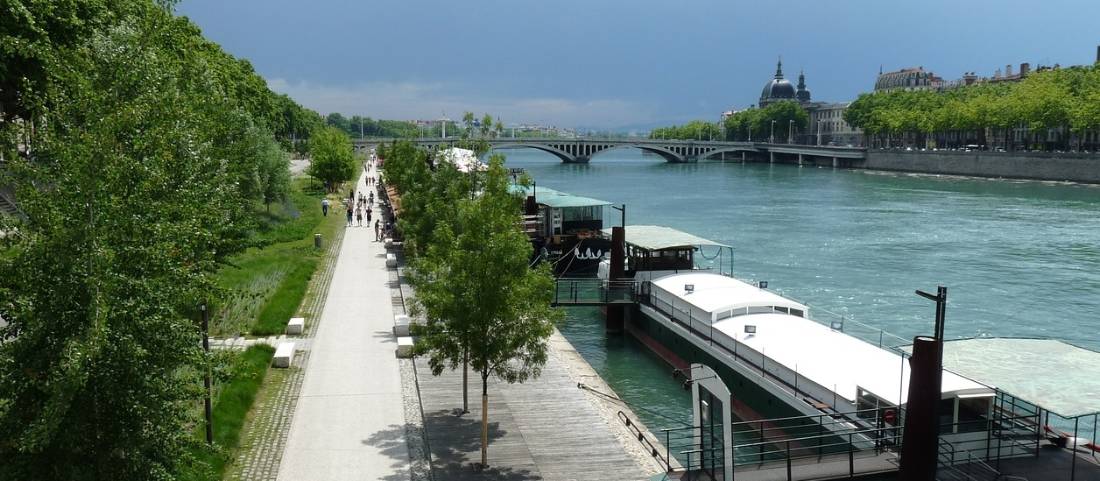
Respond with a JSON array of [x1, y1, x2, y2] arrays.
[[307, 126, 357, 191], [844, 65, 1100, 150], [0, 2, 319, 479], [650, 120, 722, 141], [722, 101, 809, 142]]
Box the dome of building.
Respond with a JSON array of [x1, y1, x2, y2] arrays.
[[760, 59, 796, 106]]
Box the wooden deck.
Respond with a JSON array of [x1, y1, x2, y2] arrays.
[[415, 348, 653, 481]]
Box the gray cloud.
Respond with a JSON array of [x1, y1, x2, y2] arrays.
[[267, 78, 658, 128]]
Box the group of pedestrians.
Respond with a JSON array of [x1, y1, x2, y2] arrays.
[[343, 190, 374, 227], [325, 171, 393, 243]]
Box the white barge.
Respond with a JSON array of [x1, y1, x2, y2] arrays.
[[598, 226, 1007, 450]]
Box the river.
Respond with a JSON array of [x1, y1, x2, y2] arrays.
[[494, 147, 1100, 433]]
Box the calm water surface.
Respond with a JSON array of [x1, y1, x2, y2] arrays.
[[495, 148, 1100, 432]]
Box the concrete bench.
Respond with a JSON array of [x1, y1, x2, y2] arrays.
[[384, 237, 394, 249], [393, 314, 411, 337], [272, 342, 295, 368], [385, 253, 397, 268], [396, 336, 414, 358], [286, 317, 304, 335]]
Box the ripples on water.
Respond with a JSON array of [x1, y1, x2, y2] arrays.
[[498, 148, 1100, 431]]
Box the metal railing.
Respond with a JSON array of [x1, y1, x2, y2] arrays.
[[661, 422, 902, 480], [616, 410, 673, 472], [551, 278, 636, 305]]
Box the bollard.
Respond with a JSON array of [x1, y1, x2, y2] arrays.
[[314, 233, 322, 249]]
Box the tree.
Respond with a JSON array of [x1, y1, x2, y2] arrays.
[[462, 111, 475, 138], [0, 8, 263, 478], [480, 114, 492, 138], [258, 134, 292, 211], [308, 126, 356, 191], [411, 155, 561, 467]]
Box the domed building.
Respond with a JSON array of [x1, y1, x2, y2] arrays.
[[758, 58, 811, 107]]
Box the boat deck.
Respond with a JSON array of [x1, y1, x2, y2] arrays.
[[994, 447, 1100, 481]]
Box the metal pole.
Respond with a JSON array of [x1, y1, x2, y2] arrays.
[[202, 302, 213, 445], [786, 441, 792, 481], [1072, 417, 1079, 481]]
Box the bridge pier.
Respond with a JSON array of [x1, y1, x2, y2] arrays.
[[741, 151, 746, 163], [769, 151, 775, 164], [565, 155, 591, 164], [832, 156, 838, 168], [798, 153, 803, 166]]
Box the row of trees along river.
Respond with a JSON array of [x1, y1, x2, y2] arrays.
[[653, 62, 1100, 151], [0, 2, 362, 480], [377, 138, 563, 468]]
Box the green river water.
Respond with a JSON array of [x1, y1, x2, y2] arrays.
[[497, 148, 1100, 435]]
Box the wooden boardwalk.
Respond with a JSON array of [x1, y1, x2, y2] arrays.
[[415, 347, 653, 481]]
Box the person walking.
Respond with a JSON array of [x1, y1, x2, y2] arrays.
[[366, 206, 372, 224], [355, 206, 363, 227], [321, 198, 330, 217], [345, 203, 353, 227]]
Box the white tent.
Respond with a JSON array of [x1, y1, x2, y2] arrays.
[[439, 147, 485, 173]]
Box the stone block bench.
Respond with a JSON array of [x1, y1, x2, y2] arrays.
[[385, 253, 397, 268], [273, 342, 295, 368], [286, 317, 304, 335], [396, 336, 414, 358], [393, 314, 411, 337]]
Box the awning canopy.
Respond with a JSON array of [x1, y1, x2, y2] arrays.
[[601, 225, 730, 251], [907, 338, 1100, 418], [510, 185, 611, 209]]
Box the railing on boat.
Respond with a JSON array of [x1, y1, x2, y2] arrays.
[[551, 278, 637, 306], [660, 421, 903, 480]]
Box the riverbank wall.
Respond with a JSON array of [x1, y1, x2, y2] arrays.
[[857, 150, 1100, 184], [742, 150, 1100, 184]]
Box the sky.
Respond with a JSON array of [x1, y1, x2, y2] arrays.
[[178, 0, 1100, 130]]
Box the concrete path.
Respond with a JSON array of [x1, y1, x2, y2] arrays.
[[276, 170, 409, 481]]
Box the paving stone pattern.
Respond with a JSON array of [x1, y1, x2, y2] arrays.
[[223, 204, 346, 481]]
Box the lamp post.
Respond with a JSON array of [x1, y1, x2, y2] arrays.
[[201, 302, 213, 445], [816, 118, 822, 146], [788, 119, 794, 144], [770, 120, 776, 144], [611, 204, 626, 228]]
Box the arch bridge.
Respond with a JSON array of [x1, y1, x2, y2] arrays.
[[353, 137, 867, 164]]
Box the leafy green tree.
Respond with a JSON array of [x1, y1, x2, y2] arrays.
[[258, 134, 292, 212], [462, 111, 475, 138], [480, 114, 492, 138], [0, 8, 263, 479], [411, 155, 561, 467], [308, 126, 356, 191]]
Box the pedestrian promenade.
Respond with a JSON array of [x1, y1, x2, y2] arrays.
[[276, 171, 409, 481]]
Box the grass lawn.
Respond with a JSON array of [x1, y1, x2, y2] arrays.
[[212, 176, 347, 337], [183, 345, 275, 481]]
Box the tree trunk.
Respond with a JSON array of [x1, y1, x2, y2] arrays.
[[462, 348, 469, 413], [481, 372, 489, 467]]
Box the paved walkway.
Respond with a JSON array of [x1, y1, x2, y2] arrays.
[[276, 170, 409, 481], [416, 332, 656, 481]]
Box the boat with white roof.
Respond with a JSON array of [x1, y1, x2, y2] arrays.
[[596, 225, 998, 446]]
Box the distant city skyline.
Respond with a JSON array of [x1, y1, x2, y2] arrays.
[[179, 0, 1100, 129]]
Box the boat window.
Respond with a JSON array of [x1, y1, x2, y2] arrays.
[[773, 306, 789, 314], [939, 398, 956, 431], [956, 397, 991, 433], [789, 309, 804, 318], [746, 306, 773, 315]]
